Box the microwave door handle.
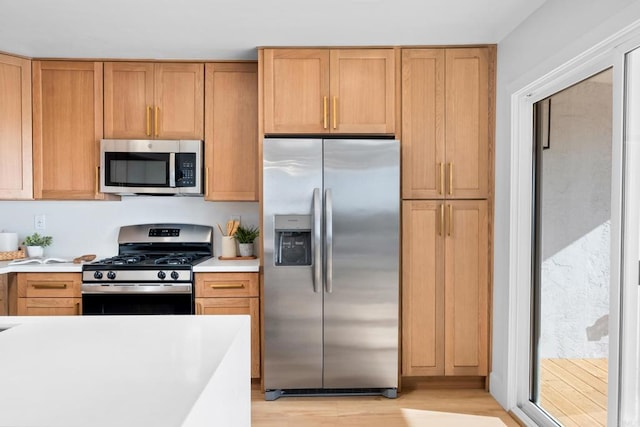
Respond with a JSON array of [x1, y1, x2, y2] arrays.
[[169, 153, 176, 187]]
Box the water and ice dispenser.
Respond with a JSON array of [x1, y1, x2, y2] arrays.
[[274, 215, 312, 266]]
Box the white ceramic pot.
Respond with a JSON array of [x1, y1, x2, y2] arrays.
[[221, 236, 237, 258], [0, 232, 18, 252], [238, 243, 253, 257], [26, 246, 44, 258]]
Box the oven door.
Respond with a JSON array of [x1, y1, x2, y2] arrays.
[[82, 284, 194, 315]]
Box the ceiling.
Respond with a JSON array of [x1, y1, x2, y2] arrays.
[[0, 0, 547, 60]]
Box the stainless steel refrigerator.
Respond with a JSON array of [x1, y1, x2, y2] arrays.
[[263, 138, 399, 400]]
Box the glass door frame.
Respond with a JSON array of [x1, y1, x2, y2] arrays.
[[507, 29, 640, 427]]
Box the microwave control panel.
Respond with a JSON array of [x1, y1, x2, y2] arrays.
[[176, 153, 197, 187]]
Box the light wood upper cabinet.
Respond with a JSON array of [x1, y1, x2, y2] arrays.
[[32, 61, 108, 200], [204, 62, 258, 201], [104, 62, 204, 139], [0, 54, 32, 200], [263, 48, 395, 134], [402, 47, 491, 199], [402, 200, 488, 377]]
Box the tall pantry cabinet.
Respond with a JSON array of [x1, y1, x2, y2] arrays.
[[401, 47, 494, 378]]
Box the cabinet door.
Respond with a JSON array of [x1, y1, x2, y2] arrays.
[[204, 63, 258, 201], [445, 48, 489, 199], [32, 61, 106, 200], [263, 49, 330, 134], [155, 63, 204, 139], [330, 49, 395, 134], [104, 62, 155, 139], [196, 297, 260, 378], [17, 298, 82, 316], [444, 200, 488, 376], [402, 200, 445, 376], [401, 49, 445, 199], [0, 54, 32, 199], [195, 272, 258, 298], [0, 275, 7, 316]]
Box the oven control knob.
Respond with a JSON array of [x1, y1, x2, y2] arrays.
[[107, 271, 116, 280], [157, 271, 166, 280], [171, 271, 179, 280], [93, 271, 103, 280]]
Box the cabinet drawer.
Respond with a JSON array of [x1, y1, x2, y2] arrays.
[[17, 273, 82, 298], [195, 272, 258, 298], [18, 297, 82, 316]]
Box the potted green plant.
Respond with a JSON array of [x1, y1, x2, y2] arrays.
[[23, 232, 52, 257], [233, 225, 259, 257]]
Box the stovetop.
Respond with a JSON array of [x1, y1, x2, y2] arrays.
[[89, 253, 211, 268]]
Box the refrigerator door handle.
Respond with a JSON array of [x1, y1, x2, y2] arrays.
[[313, 188, 322, 293], [325, 188, 333, 293]]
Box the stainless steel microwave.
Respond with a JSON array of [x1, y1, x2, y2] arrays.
[[100, 139, 203, 195]]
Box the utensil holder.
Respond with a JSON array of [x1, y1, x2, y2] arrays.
[[221, 236, 237, 258]]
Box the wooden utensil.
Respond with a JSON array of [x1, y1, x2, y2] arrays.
[[73, 254, 96, 264], [230, 220, 239, 237], [217, 223, 226, 236]]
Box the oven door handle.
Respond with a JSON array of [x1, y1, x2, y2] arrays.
[[169, 152, 176, 188], [81, 284, 192, 294]]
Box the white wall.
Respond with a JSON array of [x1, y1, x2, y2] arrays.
[[0, 198, 259, 258], [493, 0, 640, 409]]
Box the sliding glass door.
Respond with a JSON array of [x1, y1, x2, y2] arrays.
[[531, 69, 613, 426]]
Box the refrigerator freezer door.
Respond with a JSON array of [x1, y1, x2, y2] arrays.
[[323, 139, 400, 388], [263, 138, 324, 390]]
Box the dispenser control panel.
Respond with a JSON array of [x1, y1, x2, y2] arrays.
[[274, 215, 312, 266]]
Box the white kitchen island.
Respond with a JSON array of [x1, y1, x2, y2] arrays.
[[0, 315, 250, 427]]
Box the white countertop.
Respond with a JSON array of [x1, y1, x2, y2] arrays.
[[0, 315, 251, 427], [0, 257, 260, 274]]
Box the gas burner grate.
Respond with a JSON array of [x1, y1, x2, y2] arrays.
[[97, 255, 148, 265], [154, 254, 195, 265]]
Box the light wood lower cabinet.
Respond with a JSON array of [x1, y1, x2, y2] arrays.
[[0, 275, 8, 315], [402, 200, 488, 376], [195, 272, 260, 378], [16, 273, 82, 316]]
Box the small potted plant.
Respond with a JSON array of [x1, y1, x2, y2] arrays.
[[233, 225, 259, 257], [23, 232, 52, 257]]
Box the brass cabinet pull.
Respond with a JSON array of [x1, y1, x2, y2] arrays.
[[205, 167, 210, 195], [155, 106, 159, 137], [448, 204, 453, 236], [323, 96, 328, 129], [146, 106, 152, 136], [332, 96, 337, 129], [438, 163, 444, 195], [209, 283, 245, 289], [195, 301, 203, 315], [439, 204, 444, 236], [32, 283, 67, 289], [76, 302, 81, 315], [448, 163, 453, 196]]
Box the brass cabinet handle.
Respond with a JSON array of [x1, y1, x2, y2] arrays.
[[146, 106, 152, 136], [76, 302, 81, 315], [448, 163, 453, 196], [438, 163, 444, 195], [323, 96, 328, 129], [155, 106, 159, 137], [332, 96, 337, 129], [32, 283, 67, 289], [448, 204, 453, 236], [205, 167, 210, 196], [195, 301, 203, 315], [439, 204, 444, 236], [209, 283, 245, 289]]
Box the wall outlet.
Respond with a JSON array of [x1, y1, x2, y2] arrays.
[[34, 214, 46, 230], [230, 215, 241, 224]]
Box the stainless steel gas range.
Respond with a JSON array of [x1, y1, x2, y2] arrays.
[[81, 223, 213, 315]]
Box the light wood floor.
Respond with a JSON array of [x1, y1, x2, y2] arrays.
[[539, 358, 607, 427], [252, 381, 520, 427]]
